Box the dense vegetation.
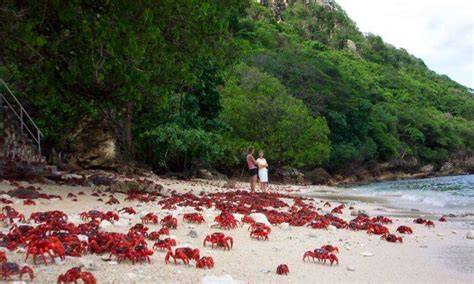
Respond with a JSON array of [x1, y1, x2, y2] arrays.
[[1, 1, 472, 174]]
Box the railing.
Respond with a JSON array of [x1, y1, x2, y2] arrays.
[[0, 79, 44, 155]]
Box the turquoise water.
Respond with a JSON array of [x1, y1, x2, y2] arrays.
[[350, 175, 474, 214]]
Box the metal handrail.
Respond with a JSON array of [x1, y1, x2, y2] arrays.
[[0, 79, 44, 154]]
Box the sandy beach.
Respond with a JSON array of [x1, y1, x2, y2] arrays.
[[0, 176, 472, 284]]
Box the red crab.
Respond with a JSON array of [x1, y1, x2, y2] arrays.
[[105, 196, 120, 205], [413, 218, 427, 224], [196, 256, 214, 269], [396, 226, 413, 234], [276, 264, 289, 275], [331, 207, 343, 214], [321, 245, 339, 253], [160, 215, 178, 229], [141, 213, 158, 225], [214, 212, 238, 230], [67, 193, 77, 199], [241, 215, 255, 224], [23, 199, 36, 206], [425, 220, 435, 228], [129, 224, 149, 237], [183, 213, 205, 224], [367, 224, 389, 235], [158, 227, 170, 235], [57, 267, 96, 284], [165, 247, 200, 265], [147, 231, 162, 241], [0, 252, 6, 262], [323, 202, 331, 207], [153, 238, 177, 251], [1, 262, 34, 281], [0, 206, 25, 223], [381, 234, 403, 243], [371, 216, 393, 224], [439, 216, 447, 222], [303, 249, 338, 265], [203, 233, 233, 251], [25, 236, 65, 265], [249, 222, 271, 241], [119, 207, 136, 215]]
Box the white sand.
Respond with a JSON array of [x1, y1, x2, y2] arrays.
[[0, 177, 472, 283]]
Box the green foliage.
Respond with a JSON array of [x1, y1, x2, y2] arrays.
[[220, 65, 331, 167]]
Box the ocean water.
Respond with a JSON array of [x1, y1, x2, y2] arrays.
[[350, 175, 474, 214]]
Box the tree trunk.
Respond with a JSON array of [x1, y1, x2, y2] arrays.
[[124, 102, 134, 156]]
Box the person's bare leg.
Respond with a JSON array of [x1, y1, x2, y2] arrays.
[[249, 177, 254, 192], [252, 176, 257, 192], [263, 183, 268, 192], [260, 180, 264, 191]]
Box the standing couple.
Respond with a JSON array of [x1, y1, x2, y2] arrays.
[[246, 146, 269, 192]]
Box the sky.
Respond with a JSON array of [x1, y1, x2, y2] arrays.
[[336, 0, 474, 88]]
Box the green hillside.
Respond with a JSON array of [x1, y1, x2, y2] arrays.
[[1, 1, 472, 177]]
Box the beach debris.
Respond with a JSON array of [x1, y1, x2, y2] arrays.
[[188, 230, 198, 238], [466, 231, 474, 240], [249, 213, 271, 227], [347, 266, 356, 271], [201, 274, 235, 284], [203, 233, 233, 250], [260, 269, 271, 274], [80, 259, 99, 271], [276, 264, 289, 275], [361, 251, 374, 257], [350, 210, 367, 217]]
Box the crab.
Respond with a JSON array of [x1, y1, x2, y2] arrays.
[[23, 199, 36, 206], [160, 215, 178, 229], [331, 207, 343, 214], [303, 248, 327, 262], [105, 196, 120, 205], [141, 213, 158, 225], [25, 236, 65, 265], [321, 245, 339, 253], [183, 213, 205, 224], [129, 224, 149, 237], [367, 224, 389, 235], [147, 231, 162, 241], [396, 225, 413, 234], [214, 212, 238, 230], [165, 247, 200, 265], [413, 218, 427, 224], [57, 267, 96, 284], [158, 227, 170, 235], [381, 234, 403, 243], [1, 263, 34, 281], [0, 206, 25, 223], [323, 202, 331, 207], [320, 253, 339, 265], [425, 220, 435, 228], [276, 264, 289, 275], [153, 238, 177, 251], [196, 256, 214, 269], [119, 207, 136, 215], [439, 216, 447, 222], [0, 252, 6, 262], [203, 233, 233, 251], [249, 223, 271, 241], [371, 216, 393, 224], [67, 193, 77, 199]]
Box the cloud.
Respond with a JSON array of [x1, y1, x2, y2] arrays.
[[336, 0, 474, 88]]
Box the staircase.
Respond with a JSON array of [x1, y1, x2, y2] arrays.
[[0, 79, 53, 177]]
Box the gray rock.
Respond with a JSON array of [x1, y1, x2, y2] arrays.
[[81, 259, 99, 271], [188, 230, 198, 238], [466, 230, 474, 239], [420, 164, 434, 173], [347, 266, 356, 271]]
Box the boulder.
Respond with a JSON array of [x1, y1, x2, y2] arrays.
[[420, 164, 434, 173], [440, 162, 454, 173], [107, 179, 163, 194], [346, 39, 358, 53], [222, 180, 236, 189], [197, 169, 214, 180], [306, 168, 331, 185], [65, 118, 125, 171], [7, 187, 40, 199], [275, 166, 305, 184]]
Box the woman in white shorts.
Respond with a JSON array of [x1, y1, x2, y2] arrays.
[[256, 150, 269, 192]]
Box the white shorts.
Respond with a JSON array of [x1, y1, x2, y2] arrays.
[[258, 169, 268, 183]]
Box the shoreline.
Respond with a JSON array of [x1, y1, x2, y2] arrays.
[[0, 176, 472, 283]]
